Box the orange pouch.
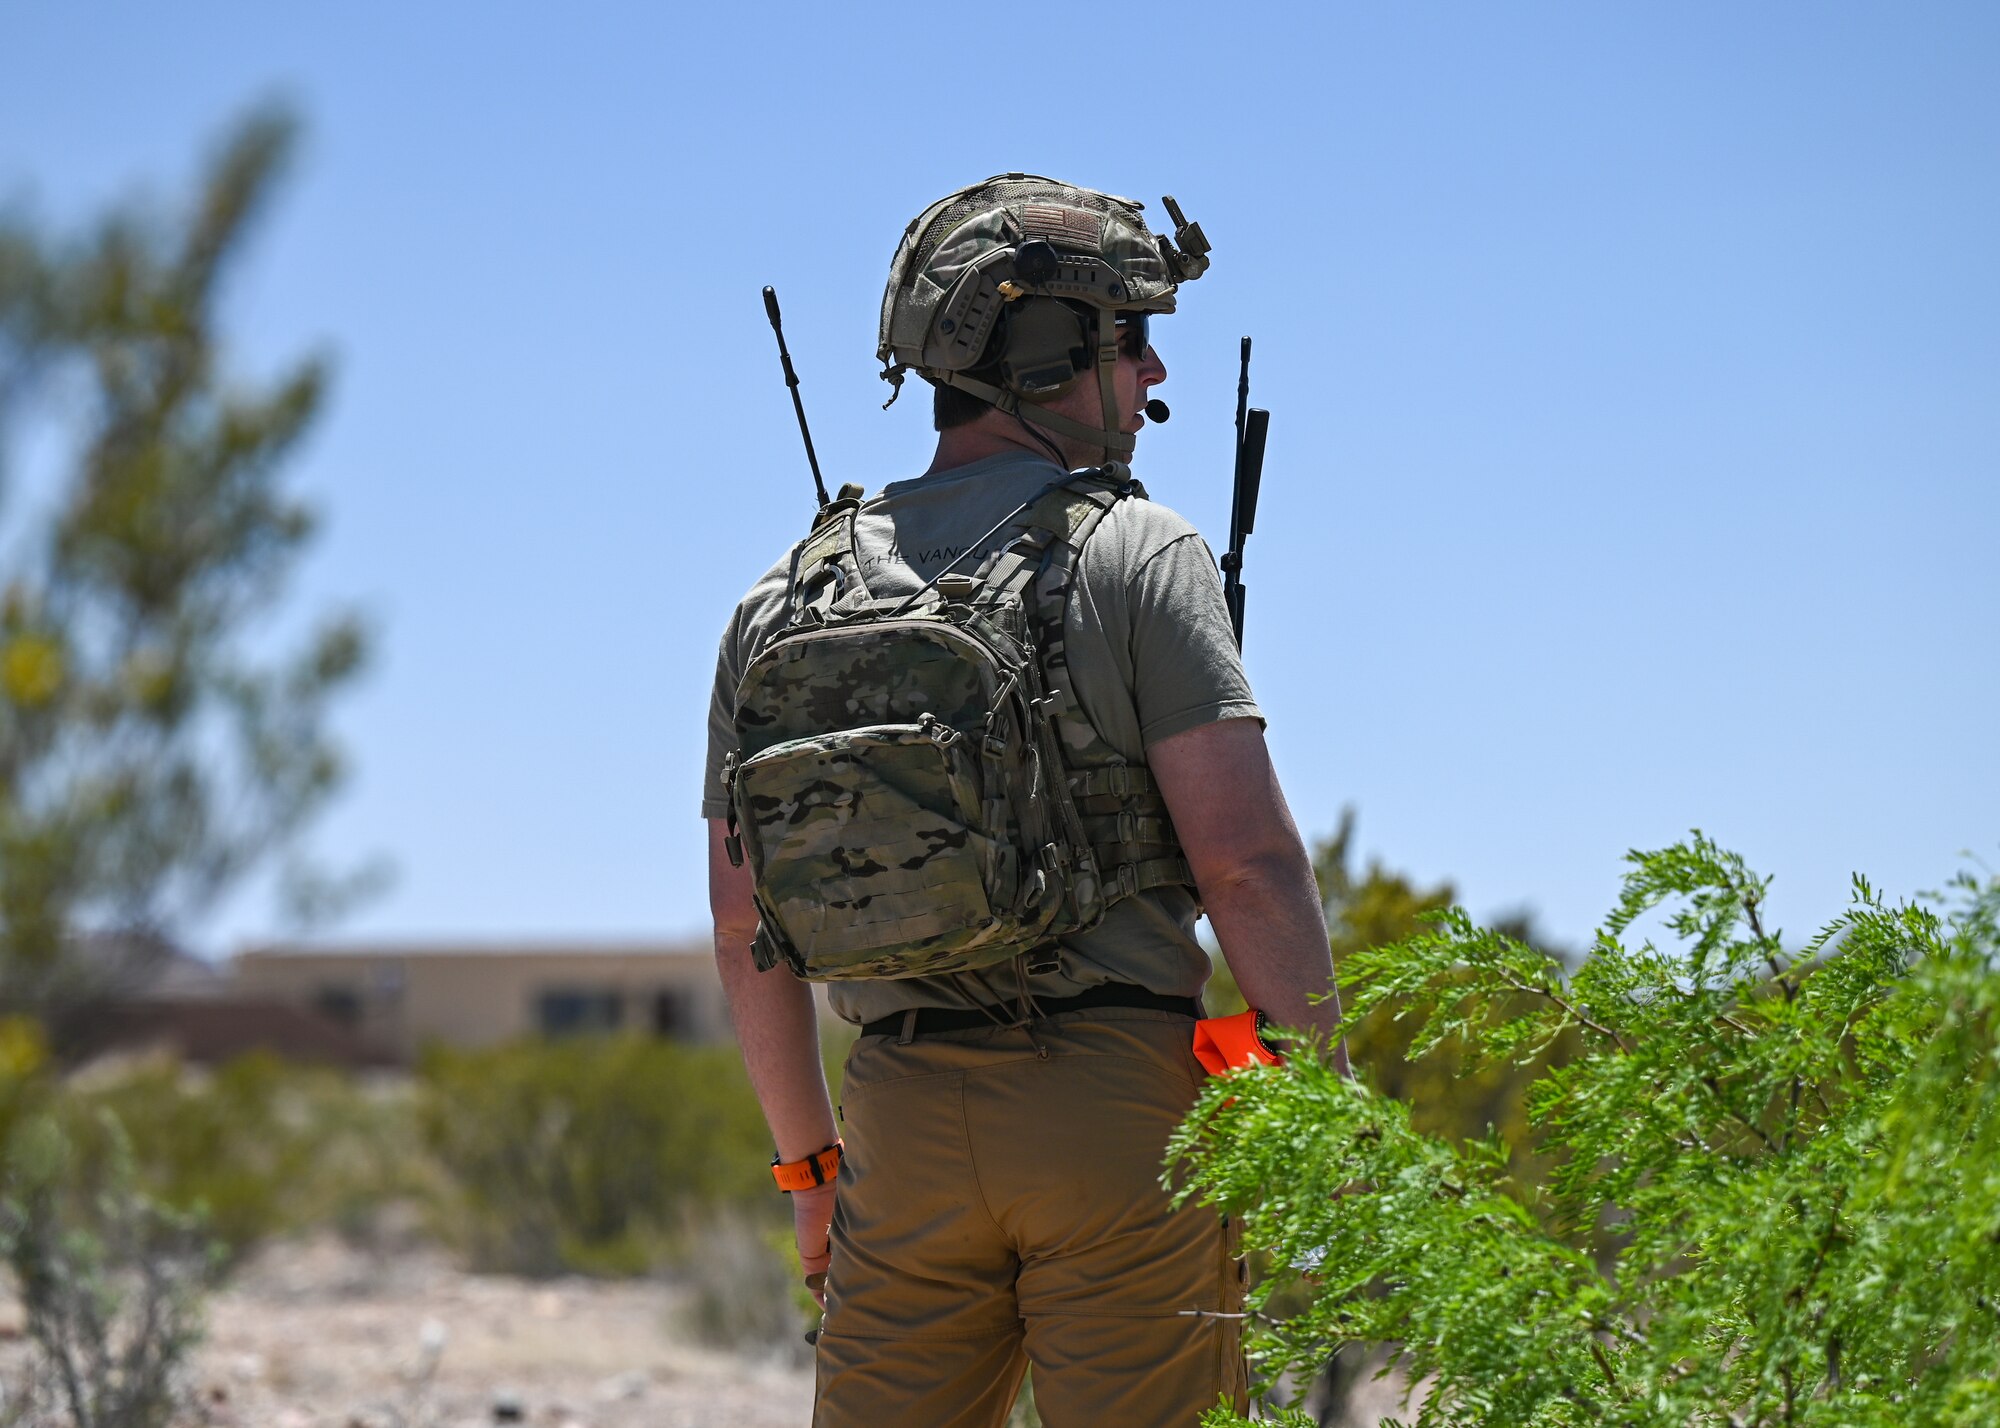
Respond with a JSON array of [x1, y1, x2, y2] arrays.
[[1192, 1009, 1284, 1076]]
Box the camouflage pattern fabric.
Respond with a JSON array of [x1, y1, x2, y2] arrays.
[[726, 467, 1192, 983], [878, 175, 1181, 381], [736, 724, 1015, 976]]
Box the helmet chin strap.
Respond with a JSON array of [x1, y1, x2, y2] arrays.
[[1093, 307, 1122, 460], [933, 322, 1136, 460], [1011, 410, 1071, 471]]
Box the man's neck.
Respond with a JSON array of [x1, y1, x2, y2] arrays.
[[924, 411, 1095, 477]]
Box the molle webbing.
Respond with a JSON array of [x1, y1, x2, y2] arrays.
[[757, 467, 1195, 969], [785, 504, 870, 627], [967, 479, 1195, 909], [1069, 764, 1194, 900]]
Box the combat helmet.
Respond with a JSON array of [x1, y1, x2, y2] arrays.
[[878, 173, 1212, 457]]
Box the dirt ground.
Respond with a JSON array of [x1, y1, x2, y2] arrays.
[[2, 1233, 814, 1428], [2, 1233, 1415, 1426]]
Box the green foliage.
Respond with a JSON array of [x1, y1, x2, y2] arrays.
[[0, 1110, 221, 1428], [1203, 812, 1581, 1415], [0, 1014, 46, 1153], [415, 1035, 779, 1276], [673, 1214, 817, 1364], [53, 1051, 421, 1264], [1212, 810, 1575, 1168], [0, 106, 367, 1052], [1315, 810, 1581, 1174], [1006, 1371, 1042, 1427], [1175, 836, 2000, 1427]]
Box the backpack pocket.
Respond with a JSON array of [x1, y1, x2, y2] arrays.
[[732, 719, 1018, 978]]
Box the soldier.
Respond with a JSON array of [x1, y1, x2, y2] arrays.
[[704, 174, 1344, 1425]]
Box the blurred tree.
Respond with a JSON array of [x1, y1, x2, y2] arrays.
[[1316, 809, 1581, 1168], [0, 107, 366, 1057]]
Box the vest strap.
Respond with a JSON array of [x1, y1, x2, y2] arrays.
[[1104, 856, 1197, 902], [1069, 765, 1159, 798], [974, 492, 1199, 910], [1080, 810, 1178, 849]]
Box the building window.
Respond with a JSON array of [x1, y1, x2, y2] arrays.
[[313, 985, 363, 1027], [652, 990, 688, 1037], [536, 987, 624, 1037]]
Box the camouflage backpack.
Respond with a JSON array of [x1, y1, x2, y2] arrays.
[[721, 465, 1194, 982]]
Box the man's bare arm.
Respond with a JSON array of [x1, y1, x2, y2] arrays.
[[708, 819, 838, 1158], [1148, 717, 1348, 1066], [709, 819, 839, 1297]]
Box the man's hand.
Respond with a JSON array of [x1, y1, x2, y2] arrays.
[[792, 1183, 836, 1307]]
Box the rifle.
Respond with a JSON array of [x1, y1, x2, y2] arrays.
[[1222, 336, 1270, 648]]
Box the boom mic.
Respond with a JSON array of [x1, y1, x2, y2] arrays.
[[1144, 398, 1170, 423]]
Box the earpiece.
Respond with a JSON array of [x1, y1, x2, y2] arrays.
[[995, 298, 1089, 397]]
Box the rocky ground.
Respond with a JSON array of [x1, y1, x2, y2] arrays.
[[1, 1233, 814, 1428]]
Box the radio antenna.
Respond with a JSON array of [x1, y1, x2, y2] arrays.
[[763, 286, 831, 509]]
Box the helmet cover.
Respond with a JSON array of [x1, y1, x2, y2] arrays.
[[878, 173, 1210, 402]]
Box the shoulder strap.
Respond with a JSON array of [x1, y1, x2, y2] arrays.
[[971, 470, 1139, 607], [975, 475, 1199, 911], [972, 472, 1137, 709]]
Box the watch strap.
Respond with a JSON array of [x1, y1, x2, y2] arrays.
[[772, 1140, 842, 1193]]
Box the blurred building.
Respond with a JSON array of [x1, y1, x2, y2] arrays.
[[61, 930, 392, 1069], [231, 941, 731, 1064]]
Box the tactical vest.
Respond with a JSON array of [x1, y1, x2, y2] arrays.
[[723, 466, 1194, 982]]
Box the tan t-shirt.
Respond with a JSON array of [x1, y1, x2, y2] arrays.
[[702, 451, 1262, 1025]]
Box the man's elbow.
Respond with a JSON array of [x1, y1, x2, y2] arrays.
[[712, 919, 759, 976], [1194, 840, 1313, 903]]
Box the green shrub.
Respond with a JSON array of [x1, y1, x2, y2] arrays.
[[1, 1110, 221, 1428], [673, 1212, 815, 1364], [0, 1016, 46, 1155], [1174, 837, 2000, 1428], [54, 1051, 421, 1264], [416, 1035, 777, 1276]]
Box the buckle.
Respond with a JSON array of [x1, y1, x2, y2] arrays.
[[1023, 943, 1062, 977]]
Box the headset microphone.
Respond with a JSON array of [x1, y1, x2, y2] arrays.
[[1144, 399, 1170, 423]]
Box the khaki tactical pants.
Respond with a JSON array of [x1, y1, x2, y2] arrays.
[[813, 1009, 1249, 1427]]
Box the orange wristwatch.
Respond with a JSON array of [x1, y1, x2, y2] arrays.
[[772, 1140, 842, 1193]]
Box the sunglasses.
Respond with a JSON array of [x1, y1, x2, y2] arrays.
[[1113, 311, 1150, 360]]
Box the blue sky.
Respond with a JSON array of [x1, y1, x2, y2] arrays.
[[3, 4, 1995, 960]]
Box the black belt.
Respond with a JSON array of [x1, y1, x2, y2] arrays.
[[859, 982, 1199, 1039]]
